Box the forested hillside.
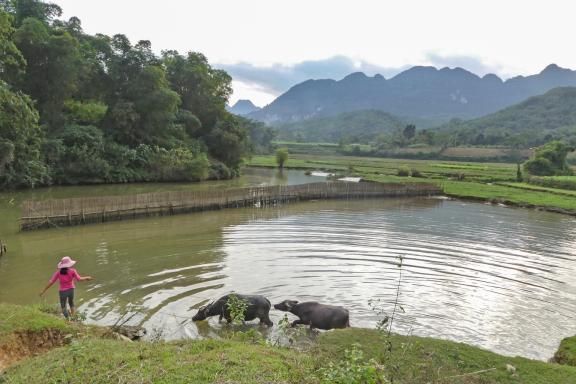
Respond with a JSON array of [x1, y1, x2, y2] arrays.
[[0, 0, 272, 189], [276, 109, 405, 143], [443, 87, 576, 147]]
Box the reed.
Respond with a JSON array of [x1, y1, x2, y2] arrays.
[[20, 182, 442, 231]]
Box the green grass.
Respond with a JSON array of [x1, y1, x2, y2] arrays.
[[0, 303, 74, 343], [4, 317, 576, 383], [249, 154, 517, 182], [554, 336, 576, 367], [273, 141, 339, 147], [4, 338, 314, 383], [318, 329, 576, 384], [497, 182, 576, 197], [527, 176, 576, 191], [249, 154, 576, 214]]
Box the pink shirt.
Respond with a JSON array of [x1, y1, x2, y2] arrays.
[[49, 268, 82, 291]]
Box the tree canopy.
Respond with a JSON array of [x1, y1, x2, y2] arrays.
[[0, 1, 268, 189], [524, 141, 574, 176]]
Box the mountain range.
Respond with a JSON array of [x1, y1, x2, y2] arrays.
[[248, 64, 576, 125], [226, 99, 261, 116]]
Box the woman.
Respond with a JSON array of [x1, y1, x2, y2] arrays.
[[40, 256, 93, 319]]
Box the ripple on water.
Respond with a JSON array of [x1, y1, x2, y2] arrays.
[[69, 198, 576, 361]]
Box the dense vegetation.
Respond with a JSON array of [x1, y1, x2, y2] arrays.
[[0, 0, 273, 189], [523, 141, 574, 176], [276, 109, 404, 143], [443, 87, 576, 147]]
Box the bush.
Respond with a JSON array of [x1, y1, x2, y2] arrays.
[[523, 141, 574, 176], [208, 160, 232, 180], [276, 148, 289, 169], [318, 344, 386, 384], [524, 157, 555, 176], [52, 125, 111, 184], [410, 169, 423, 178], [397, 166, 410, 177]]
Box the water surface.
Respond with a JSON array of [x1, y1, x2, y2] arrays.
[[1, 170, 576, 360]]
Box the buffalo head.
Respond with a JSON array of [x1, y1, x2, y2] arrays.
[[273, 300, 299, 311], [192, 303, 212, 321]]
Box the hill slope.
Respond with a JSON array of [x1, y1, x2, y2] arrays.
[[276, 109, 405, 142], [226, 99, 261, 115], [249, 64, 576, 125], [444, 87, 576, 146]]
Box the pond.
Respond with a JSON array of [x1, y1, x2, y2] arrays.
[[1, 168, 576, 361]]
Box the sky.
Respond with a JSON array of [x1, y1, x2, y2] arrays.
[[53, 0, 576, 106]]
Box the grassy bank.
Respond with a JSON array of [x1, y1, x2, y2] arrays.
[[2, 304, 576, 383], [248, 154, 576, 215]]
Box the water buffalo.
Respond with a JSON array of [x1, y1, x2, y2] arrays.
[[274, 300, 350, 330], [192, 294, 273, 326]]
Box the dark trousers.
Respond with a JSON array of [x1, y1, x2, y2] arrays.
[[59, 288, 75, 318]]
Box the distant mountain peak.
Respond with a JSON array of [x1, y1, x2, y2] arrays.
[[482, 73, 503, 83], [541, 63, 562, 73], [342, 72, 369, 81], [227, 99, 261, 116], [248, 64, 576, 125]]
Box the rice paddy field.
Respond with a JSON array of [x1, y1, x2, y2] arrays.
[[248, 154, 576, 214]]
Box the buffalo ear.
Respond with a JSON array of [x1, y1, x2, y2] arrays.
[[286, 300, 298, 310]]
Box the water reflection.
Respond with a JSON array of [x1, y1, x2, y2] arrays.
[[2, 176, 576, 360]]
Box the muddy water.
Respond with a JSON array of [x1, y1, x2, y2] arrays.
[[1, 169, 576, 360]]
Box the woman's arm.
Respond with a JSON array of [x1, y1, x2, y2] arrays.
[[39, 273, 58, 296], [74, 270, 93, 282]]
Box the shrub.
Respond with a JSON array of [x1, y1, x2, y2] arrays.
[[318, 344, 386, 384], [276, 148, 289, 169], [524, 157, 555, 176], [397, 166, 410, 177], [410, 169, 423, 178], [523, 141, 574, 176], [226, 294, 249, 325]]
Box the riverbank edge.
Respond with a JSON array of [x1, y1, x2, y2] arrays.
[[2, 303, 576, 383], [248, 161, 576, 217]]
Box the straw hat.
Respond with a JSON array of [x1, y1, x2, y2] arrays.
[[57, 256, 76, 269]]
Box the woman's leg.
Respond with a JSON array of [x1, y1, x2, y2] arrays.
[[59, 291, 69, 318], [68, 289, 76, 317]]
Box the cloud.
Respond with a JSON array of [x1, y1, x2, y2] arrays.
[[216, 56, 407, 96]]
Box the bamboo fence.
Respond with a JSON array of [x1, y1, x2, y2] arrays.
[[20, 182, 442, 231]]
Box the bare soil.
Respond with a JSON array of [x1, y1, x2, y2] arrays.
[[0, 329, 68, 372]]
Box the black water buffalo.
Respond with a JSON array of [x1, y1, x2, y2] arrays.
[[274, 300, 350, 330], [192, 294, 273, 326]]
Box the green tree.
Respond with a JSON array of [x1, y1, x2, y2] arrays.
[[13, 17, 81, 131], [524, 141, 574, 176], [237, 116, 275, 154], [204, 116, 251, 172], [276, 148, 289, 170], [0, 8, 25, 79], [402, 124, 416, 140], [0, 80, 48, 187], [163, 50, 231, 133], [51, 124, 110, 183]]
